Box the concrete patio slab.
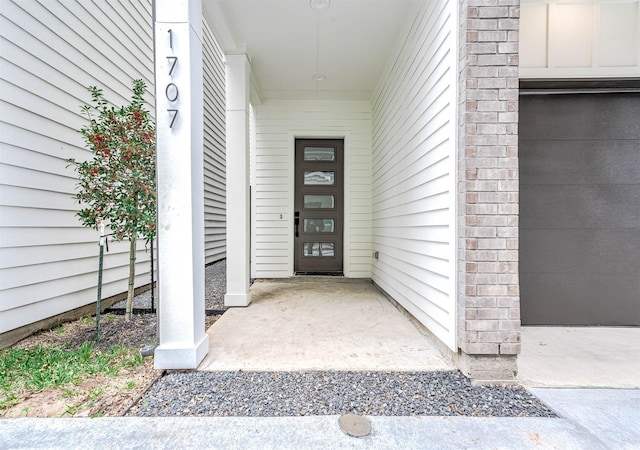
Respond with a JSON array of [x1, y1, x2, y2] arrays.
[[198, 278, 454, 372], [518, 327, 640, 388]]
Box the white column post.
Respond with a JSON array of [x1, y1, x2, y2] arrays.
[[154, 0, 208, 369], [224, 54, 252, 307]]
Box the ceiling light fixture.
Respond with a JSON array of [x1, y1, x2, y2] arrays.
[[312, 73, 327, 81], [310, 0, 330, 11]]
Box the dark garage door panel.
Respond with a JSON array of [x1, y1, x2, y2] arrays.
[[520, 274, 640, 325], [520, 140, 639, 186], [519, 184, 640, 230], [519, 93, 640, 326], [519, 93, 640, 140], [519, 229, 640, 276]]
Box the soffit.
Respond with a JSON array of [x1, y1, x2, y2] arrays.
[[204, 0, 420, 101]]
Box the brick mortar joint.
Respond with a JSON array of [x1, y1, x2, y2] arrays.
[[457, 0, 522, 357]]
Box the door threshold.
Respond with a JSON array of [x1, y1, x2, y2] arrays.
[[295, 272, 344, 276]]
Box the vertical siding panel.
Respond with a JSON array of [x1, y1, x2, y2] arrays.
[[0, 0, 154, 334], [254, 101, 372, 278], [371, 0, 457, 349], [202, 18, 227, 264]]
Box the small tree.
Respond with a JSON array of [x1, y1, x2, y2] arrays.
[[69, 80, 156, 321]]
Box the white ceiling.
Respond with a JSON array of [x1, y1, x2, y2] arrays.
[[204, 0, 420, 102]]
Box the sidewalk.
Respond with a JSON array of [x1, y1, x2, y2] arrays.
[[2, 388, 638, 449], [529, 388, 640, 450], [0, 415, 609, 449]]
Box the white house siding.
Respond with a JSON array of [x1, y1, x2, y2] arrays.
[[253, 100, 372, 278], [202, 18, 226, 264], [371, 0, 457, 350], [0, 0, 154, 334]]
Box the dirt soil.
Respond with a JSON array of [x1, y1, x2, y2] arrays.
[[2, 313, 220, 418]]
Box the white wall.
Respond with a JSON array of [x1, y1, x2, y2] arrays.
[[0, 0, 154, 334], [202, 17, 227, 264], [253, 100, 372, 278], [520, 0, 640, 78], [371, 0, 457, 350]]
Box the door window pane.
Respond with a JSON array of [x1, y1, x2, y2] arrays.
[[304, 219, 335, 233], [304, 147, 335, 161], [304, 171, 334, 185], [304, 195, 334, 209], [303, 242, 335, 257]]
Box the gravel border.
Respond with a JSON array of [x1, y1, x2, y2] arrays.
[[111, 259, 227, 311], [130, 371, 557, 418]]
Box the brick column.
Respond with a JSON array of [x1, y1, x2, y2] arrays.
[[457, 0, 520, 382]]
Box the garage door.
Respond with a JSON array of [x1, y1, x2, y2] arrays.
[[519, 92, 640, 325]]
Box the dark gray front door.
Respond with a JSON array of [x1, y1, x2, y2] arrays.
[[519, 92, 640, 325], [294, 139, 343, 274]]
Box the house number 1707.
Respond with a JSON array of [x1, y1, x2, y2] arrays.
[[167, 29, 179, 128]]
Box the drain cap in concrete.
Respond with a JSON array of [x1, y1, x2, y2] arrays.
[[339, 414, 371, 438]]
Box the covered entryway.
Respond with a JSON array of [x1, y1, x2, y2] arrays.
[[153, 0, 523, 379], [199, 278, 453, 371], [519, 90, 640, 325]]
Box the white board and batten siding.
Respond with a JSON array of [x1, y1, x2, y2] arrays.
[[371, 0, 457, 350], [0, 0, 155, 334], [253, 101, 372, 278], [520, 0, 640, 78], [202, 17, 227, 264]]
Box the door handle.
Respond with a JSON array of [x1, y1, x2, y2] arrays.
[[294, 212, 300, 237]]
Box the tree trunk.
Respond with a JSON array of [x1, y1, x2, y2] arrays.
[[125, 237, 136, 321]]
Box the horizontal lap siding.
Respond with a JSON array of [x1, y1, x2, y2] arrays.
[[254, 101, 372, 278], [202, 18, 226, 264], [371, 0, 457, 349], [0, 0, 154, 333]]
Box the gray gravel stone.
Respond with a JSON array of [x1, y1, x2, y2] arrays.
[[130, 371, 557, 418], [112, 259, 227, 311], [204, 260, 226, 310]]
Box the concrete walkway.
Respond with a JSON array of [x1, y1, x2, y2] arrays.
[[199, 278, 454, 372], [0, 415, 610, 449], [519, 327, 640, 388]]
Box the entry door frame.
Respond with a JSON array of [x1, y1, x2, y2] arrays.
[[287, 131, 351, 277], [294, 138, 344, 274]]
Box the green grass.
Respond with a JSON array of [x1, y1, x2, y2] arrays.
[[102, 314, 119, 323], [0, 341, 143, 411], [78, 316, 95, 327], [61, 387, 79, 398], [64, 404, 79, 416], [89, 386, 105, 400]]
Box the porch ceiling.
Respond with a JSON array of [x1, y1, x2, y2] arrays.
[[204, 0, 420, 102]]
